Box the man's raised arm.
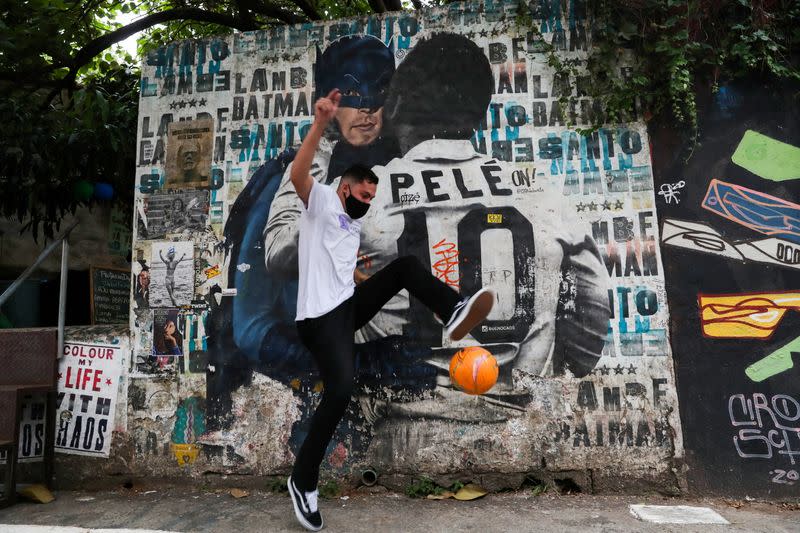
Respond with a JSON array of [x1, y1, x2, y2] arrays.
[[291, 89, 340, 206]]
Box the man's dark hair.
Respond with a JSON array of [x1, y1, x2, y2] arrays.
[[384, 33, 493, 140], [342, 164, 379, 185]]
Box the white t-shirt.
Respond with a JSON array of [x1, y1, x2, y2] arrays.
[[296, 180, 361, 321]]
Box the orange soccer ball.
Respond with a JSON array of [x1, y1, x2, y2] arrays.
[[449, 346, 498, 395]]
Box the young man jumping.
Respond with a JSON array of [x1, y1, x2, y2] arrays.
[[286, 88, 496, 531]]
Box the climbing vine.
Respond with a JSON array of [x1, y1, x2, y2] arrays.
[[517, 0, 800, 143]]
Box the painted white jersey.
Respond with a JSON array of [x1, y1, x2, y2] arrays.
[[356, 139, 608, 376]]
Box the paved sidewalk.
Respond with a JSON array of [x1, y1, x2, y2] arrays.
[[1, 487, 798, 532]]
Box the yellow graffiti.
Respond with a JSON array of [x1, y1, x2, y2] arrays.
[[699, 292, 800, 338], [171, 443, 201, 466]]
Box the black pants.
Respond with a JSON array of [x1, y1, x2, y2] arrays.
[[292, 255, 461, 491]]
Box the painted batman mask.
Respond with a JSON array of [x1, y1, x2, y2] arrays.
[[315, 35, 395, 111]]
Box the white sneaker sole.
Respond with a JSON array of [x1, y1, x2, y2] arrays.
[[287, 476, 323, 531], [446, 288, 495, 341]]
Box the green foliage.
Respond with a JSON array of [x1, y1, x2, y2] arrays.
[[1, 1, 143, 239], [0, 66, 138, 240], [530, 482, 548, 496], [516, 0, 800, 142], [265, 476, 289, 493], [0, 0, 380, 239], [405, 477, 437, 497], [318, 479, 341, 499], [404, 477, 465, 498]]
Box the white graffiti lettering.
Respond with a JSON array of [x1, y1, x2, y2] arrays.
[[728, 393, 800, 464]]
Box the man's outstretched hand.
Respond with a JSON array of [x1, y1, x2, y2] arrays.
[[314, 89, 341, 126]]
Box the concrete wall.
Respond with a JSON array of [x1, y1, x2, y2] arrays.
[[652, 80, 800, 498], [0, 205, 130, 275], [52, 0, 686, 494]]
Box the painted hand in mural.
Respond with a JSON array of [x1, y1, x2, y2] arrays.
[[314, 89, 341, 127]]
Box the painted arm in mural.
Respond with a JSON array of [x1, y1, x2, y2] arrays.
[[290, 89, 340, 206], [550, 227, 612, 377]]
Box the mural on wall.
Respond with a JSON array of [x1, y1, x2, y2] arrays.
[[130, 0, 682, 477], [654, 80, 800, 496]]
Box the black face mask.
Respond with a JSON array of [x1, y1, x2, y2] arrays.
[[344, 189, 370, 219]]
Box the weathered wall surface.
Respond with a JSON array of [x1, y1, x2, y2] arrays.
[[0, 204, 130, 275], [652, 80, 800, 498], [61, 0, 683, 492]]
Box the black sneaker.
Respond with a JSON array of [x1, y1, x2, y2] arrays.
[[288, 476, 323, 531], [445, 288, 495, 341]]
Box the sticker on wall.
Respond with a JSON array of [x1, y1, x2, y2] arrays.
[[137, 189, 210, 240], [150, 241, 194, 307], [164, 118, 213, 189], [731, 130, 800, 182], [702, 179, 800, 244], [204, 264, 221, 279], [662, 219, 800, 270], [699, 291, 800, 338]]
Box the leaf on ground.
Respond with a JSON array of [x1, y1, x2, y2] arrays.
[[230, 488, 250, 498], [453, 484, 487, 501], [18, 484, 55, 503], [426, 491, 455, 500]]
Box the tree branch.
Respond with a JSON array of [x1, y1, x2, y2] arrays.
[[384, 0, 403, 11], [280, 0, 322, 20], [40, 6, 303, 108], [367, 0, 388, 13], [410, 0, 423, 9], [235, 0, 259, 28], [71, 7, 263, 71], [249, 0, 322, 24]]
